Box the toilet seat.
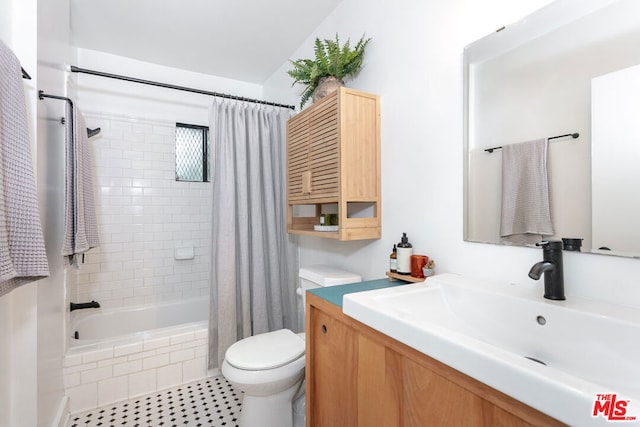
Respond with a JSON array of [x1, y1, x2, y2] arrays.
[[225, 329, 305, 371]]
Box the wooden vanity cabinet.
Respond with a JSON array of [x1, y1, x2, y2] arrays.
[[286, 87, 380, 240], [308, 307, 358, 426], [306, 293, 565, 427]]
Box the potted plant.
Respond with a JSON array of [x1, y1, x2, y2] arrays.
[[287, 33, 371, 109], [422, 259, 435, 278]]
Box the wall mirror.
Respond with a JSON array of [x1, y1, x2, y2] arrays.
[[463, 0, 640, 258]]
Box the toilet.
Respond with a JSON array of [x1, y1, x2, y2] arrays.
[[221, 265, 362, 427]]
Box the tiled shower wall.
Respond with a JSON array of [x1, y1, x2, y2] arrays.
[[73, 112, 211, 309]]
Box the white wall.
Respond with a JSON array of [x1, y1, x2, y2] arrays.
[[264, 0, 640, 309], [0, 1, 12, 45], [36, 0, 75, 424]]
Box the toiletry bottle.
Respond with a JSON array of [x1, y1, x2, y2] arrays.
[[396, 233, 413, 275], [389, 244, 397, 273]]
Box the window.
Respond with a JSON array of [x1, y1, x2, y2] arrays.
[[175, 123, 210, 182]]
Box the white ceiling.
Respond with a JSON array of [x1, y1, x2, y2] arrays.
[[70, 0, 344, 84]]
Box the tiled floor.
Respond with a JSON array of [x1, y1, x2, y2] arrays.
[[68, 376, 242, 426]]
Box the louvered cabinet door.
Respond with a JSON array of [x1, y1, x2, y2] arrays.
[[307, 93, 339, 200], [286, 112, 310, 203], [286, 93, 339, 202]]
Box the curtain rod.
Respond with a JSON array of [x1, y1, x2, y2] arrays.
[[69, 65, 296, 110], [484, 132, 579, 153], [38, 90, 101, 137]]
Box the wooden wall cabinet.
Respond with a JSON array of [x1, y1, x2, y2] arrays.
[[306, 293, 565, 426], [286, 87, 381, 240]]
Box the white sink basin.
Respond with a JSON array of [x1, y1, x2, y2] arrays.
[[343, 273, 640, 426]]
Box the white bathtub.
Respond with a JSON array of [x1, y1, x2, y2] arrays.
[[70, 297, 209, 346], [64, 297, 211, 413]]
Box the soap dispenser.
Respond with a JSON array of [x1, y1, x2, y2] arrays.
[[389, 244, 397, 273], [396, 233, 413, 275]]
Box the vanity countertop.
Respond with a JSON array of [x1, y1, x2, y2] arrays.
[[307, 277, 409, 308]]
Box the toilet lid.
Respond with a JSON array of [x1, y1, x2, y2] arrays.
[[225, 329, 305, 370]]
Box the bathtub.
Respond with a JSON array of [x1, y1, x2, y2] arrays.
[[64, 297, 212, 413], [70, 297, 208, 346]]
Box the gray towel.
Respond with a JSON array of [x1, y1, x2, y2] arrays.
[[61, 105, 99, 266], [0, 40, 50, 297], [500, 138, 554, 245]]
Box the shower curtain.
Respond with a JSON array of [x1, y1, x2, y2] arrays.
[[208, 99, 298, 369]]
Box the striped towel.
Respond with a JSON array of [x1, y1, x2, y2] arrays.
[[61, 104, 99, 266], [0, 40, 50, 297], [500, 138, 554, 245]]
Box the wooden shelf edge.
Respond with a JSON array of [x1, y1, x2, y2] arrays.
[[386, 271, 425, 282], [287, 229, 340, 239], [288, 227, 381, 241]]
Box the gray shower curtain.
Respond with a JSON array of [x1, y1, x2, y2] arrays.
[[208, 99, 298, 369]]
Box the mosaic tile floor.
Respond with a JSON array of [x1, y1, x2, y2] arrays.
[[68, 376, 242, 426]]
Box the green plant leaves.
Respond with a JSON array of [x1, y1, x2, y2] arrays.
[[287, 33, 371, 109]]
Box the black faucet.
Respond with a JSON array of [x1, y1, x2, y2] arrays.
[[70, 301, 101, 312], [528, 240, 565, 300]]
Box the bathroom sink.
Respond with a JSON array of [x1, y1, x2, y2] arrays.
[[343, 273, 640, 426]]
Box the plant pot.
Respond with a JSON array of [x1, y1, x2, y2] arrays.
[[422, 268, 435, 277], [312, 76, 345, 103]]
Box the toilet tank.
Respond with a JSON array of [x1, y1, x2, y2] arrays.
[[297, 265, 361, 332], [299, 264, 362, 295]]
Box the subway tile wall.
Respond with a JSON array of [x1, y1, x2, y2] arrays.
[[75, 113, 211, 309]]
